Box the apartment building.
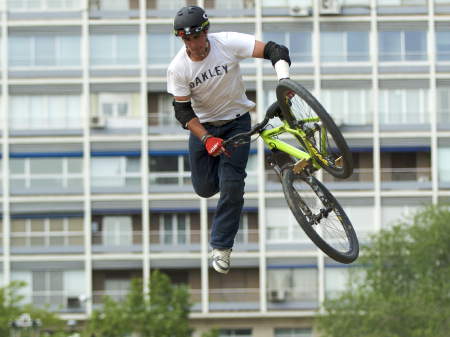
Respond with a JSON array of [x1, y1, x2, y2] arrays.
[[1, 0, 450, 336]]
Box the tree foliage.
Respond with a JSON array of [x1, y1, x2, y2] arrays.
[[84, 270, 192, 337], [317, 204, 450, 337], [0, 281, 67, 337]]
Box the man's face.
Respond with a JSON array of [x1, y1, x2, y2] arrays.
[[181, 31, 208, 57]]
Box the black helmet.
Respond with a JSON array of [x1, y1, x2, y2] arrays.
[[173, 6, 209, 37]]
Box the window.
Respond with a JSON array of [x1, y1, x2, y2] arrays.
[[9, 95, 82, 130], [219, 329, 253, 337], [147, 33, 183, 65], [275, 328, 313, 337], [263, 31, 312, 63], [10, 157, 83, 191], [378, 88, 429, 125], [8, 0, 81, 10], [321, 88, 372, 126], [91, 156, 140, 188], [99, 93, 132, 118], [321, 31, 369, 62], [379, 30, 427, 61], [149, 154, 190, 185], [267, 266, 318, 303], [266, 207, 308, 242], [9, 34, 81, 67], [437, 31, 450, 61], [90, 33, 139, 66], [10, 217, 83, 247], [325, 266, 364, 299], [102, 216, 133, 246], [104, 279, 130, 301], [160, 214, 189, 245], [437, 87, 450, 124], [438, 147, 450, 183]]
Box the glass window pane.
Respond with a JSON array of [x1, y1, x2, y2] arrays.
[[321, 32, 344, 62], [347, 31, 369, 61], [437, 31, 450, 61], [405, 31, 426, 61], [379, 31, 401, 61], [148, 34, 170, 65], [35, 35, 55, 66], [9, 36, 31, 67], [90, 35, 113, 65], [117, 34, 138, 65], [290, 32, 311, 62], [59, 35, 81, 66], [30, 158, 62, 174], [10, 159, 25, 174], [67, 158, 82, 173]]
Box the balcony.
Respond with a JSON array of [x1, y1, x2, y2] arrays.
[[267, 287, 318, 310], [31, 291, 85, 313], [209, 288, 260, 311], [381, 167, 431, 190]]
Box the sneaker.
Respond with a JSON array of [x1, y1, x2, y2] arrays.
[[211, 248, 232, 274]]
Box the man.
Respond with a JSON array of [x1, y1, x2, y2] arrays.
[[167, 6, 290, 274]]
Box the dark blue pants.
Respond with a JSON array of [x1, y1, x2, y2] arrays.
[[189, 112, 251, 249]]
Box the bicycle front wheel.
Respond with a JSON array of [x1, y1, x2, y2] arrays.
[[282, 169, 359, 264], [276, 79, 353, 179]]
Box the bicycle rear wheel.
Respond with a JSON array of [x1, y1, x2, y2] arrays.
[[276, 79, 353, 179], [281, 169, 359, 264]]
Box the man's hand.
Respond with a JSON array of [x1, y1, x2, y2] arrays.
[[205, 136, 225, 156]]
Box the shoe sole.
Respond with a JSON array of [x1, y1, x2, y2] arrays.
[[212, 260, 229, 274]]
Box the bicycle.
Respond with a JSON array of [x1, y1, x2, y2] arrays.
[[223, 79, 359, 264]]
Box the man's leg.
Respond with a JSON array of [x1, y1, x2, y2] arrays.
[[210, 114, 251, 249], [189, 132, 220, 198]]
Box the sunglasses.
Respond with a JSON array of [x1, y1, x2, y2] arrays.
[[174, 20, 209, 37]]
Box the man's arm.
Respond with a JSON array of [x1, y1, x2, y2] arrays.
[[173, 96, 225, 157], [173, 95, 208, 140], [253, 39, 291, 80]]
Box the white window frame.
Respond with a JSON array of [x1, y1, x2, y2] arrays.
[[102, 216, 133, 246], [91, 156, 141, 187], [98, 93, 133, 118], [159, 213, 191, 245], [321, 88, 372, 125], [379, 88, 428, 124], [8, 0, 81, 11], [10, 157, 83, 189]]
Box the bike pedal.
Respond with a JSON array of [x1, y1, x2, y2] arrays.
[[335, 156, 343, 167], [293, 159, 309, 174]]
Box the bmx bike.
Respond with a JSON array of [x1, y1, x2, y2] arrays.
[[223, 79, 359, 264]]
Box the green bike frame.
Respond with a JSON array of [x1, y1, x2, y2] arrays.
[[259, 119, 326, 170]]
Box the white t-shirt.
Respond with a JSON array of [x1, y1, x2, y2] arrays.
[[167, 32, 256, 123]]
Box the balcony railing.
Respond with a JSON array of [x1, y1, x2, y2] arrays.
[[380, 167, 431, 182], [10, 231, 84, 248], [92, 290, 129, 305], [29, 291, 85, 312], [92, 231, 143, 247]]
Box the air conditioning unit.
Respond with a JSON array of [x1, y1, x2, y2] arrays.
[[268, 289, 287, 302], [90, 115, 106, 128], [289, 6, 309, 17], [67, 296, 81, 309], [320, 0, 341, 15]]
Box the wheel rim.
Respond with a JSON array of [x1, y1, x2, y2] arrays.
[[282, 89, 346, 176], [290, 174, 353, 255]]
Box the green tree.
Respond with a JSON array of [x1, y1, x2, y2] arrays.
[[85, 270, 192, 337], [317, 204, 450, 337], [0, 281, 67, 337]]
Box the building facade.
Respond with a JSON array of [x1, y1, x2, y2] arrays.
[[1, 0, 450, 336]]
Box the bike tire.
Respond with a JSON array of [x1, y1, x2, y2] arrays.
[[276, 79, 353, 179], [281, 168, 359, 263]]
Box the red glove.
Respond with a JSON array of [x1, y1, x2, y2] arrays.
[[204, 136, 225, 156]]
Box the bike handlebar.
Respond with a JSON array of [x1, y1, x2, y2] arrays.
[[222, 102, 282, 147]]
